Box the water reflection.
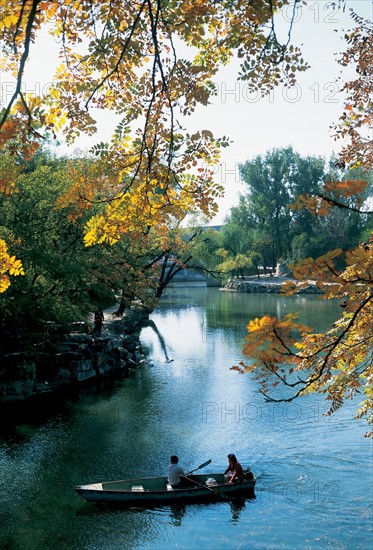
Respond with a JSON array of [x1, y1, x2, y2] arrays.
[[169, 504, 186, 526], [76, 494, 256, 527], [1, 289, 371, 550], [143, 319, 174, 363], [229, 497, 248, 524]]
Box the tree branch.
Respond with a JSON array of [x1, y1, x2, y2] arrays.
[[316, 193, 373, 214], [0, 0, 41, 130]]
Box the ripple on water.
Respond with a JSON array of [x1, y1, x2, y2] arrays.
[[1, 290, 372, 550]]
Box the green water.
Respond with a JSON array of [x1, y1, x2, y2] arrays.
[[0, 288, 372, 549]]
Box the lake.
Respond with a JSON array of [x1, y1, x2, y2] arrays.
[[0, 287, 372, 549]]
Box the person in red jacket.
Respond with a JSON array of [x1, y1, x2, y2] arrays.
[[224, 453, 246, 483]]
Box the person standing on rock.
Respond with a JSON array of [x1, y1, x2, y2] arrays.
[[93, 308, 104, 337]]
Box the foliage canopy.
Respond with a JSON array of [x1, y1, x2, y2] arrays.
[[0, 0, 309, 292]]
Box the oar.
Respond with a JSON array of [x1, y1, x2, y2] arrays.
[[181, 474, 233, 502], [186, 459, 211, 476]]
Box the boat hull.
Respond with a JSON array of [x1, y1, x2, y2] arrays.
[[75, 473, 256, 505]]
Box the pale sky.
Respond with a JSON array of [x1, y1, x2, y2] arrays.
[[1, 0, 371, 223], [198, 0, 372, 222]]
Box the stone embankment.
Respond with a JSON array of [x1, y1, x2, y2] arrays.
[[221, 276, 321, 294], [0, 308, 148, 403]]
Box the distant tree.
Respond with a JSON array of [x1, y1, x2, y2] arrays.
[[239, 147, 326, 267], [215, 199, 262, 278]]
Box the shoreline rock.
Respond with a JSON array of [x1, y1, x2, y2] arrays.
[[0, 307, 149, 404], [220, 275, 321, 294]]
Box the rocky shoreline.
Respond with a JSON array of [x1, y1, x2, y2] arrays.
[[221, 275, 321, 294], [0, 307, 149, 404], [0, 278, 319, 404]]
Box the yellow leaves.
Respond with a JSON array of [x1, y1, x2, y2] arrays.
[[216, 248, 228, 259], [1, 12, 19, 29], [83, 184, 167, 247], [84, 214, 121, 246], [0, 276, 11, 294], [0, 153, 21, 195], [0, 239, 24, 293], [8, 257, 24, 276], [45, 105, 68, 133], [247, 315, 275, 333], [242, 311, 312, 374], [2, 0, 309, 161], [363, 386, 373, 398], [54, 126, 223, 246]]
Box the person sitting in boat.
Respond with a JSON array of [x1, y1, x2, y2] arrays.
[[168, 455, 187, 488], [224, 453, 247, 484]]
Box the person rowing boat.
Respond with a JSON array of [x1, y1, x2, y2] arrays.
[[168, 455, 189, 488]]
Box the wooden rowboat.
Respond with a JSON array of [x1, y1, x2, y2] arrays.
[[75, 472, 256, 505]]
